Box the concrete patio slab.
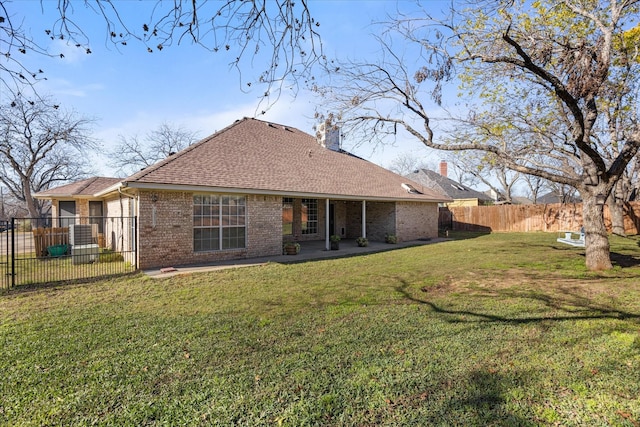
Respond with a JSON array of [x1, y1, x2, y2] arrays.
[[144, 238, 446, 278]]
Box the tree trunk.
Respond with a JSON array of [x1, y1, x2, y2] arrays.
[[22, 179, 40, 219], [609, 198, 626, 237], [582, 193, 613, 271], [609, 181, 626, 237]]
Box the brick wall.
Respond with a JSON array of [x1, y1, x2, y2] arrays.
[[395, 202, 439, 242], [137, 191, 284, 269], [345, 202, 361, 238], [333, 201, 347, 237], [104, 195, 135, 265], [247, 195, 283, 258], [346, 201, 438, 241], [365, 202, 396, 241]]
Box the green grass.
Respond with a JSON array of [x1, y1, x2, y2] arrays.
[[1, 233, 640, 425]]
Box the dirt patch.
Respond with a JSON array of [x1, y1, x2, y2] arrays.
[[421, 268, 624, 302]]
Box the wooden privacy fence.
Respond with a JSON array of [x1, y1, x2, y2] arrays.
[[439, 201, 640, 234], [32, 227, 69, 256]]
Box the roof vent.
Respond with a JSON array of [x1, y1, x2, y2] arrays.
[[402, 183, 422, 194]]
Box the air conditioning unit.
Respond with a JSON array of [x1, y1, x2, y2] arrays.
[[69, 224, 95, 246], [69, 224, 99, 264], [72, 244, 99, 264]]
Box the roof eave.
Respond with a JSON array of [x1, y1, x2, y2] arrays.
[[121, 182, 451, 203], [95, 181, 126, 198]]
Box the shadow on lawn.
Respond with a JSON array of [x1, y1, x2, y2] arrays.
[[610, 252, 640, 268], [400, 368, 536, 426], [397, 282, 640, 324]]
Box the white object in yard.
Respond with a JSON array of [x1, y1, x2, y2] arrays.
[[72, 244, 99, 264], [557, 230, 585, 247]]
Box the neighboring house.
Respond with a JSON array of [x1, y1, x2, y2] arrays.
[[510, 196, 534, 205], [485, 190, 533, 205], [406, 162, 493, 207], [35, 118, 451, 269], [537, 190, 582, 204]]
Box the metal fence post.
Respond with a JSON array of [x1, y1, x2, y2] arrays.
[[10, 217, 15, 288]]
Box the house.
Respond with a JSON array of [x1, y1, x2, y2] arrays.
[[34, 118, 451, 269], [537, 190, 581, 204], [406, 162, 493, 207]]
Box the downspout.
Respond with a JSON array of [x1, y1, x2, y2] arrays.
[[362, 200, 366, 239], [118, 185, 138, 268], [325, 198, 330, 250]]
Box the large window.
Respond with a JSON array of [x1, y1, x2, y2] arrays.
[[194, 194, 246, 252], [301, 198, 318, 234]]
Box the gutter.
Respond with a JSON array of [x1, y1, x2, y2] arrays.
[[116, 181, 453, 204]]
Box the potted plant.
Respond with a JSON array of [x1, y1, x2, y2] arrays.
[[283, 241, 300, 255], [355, 236, 369, 247], [330, 234, 341, 250], [385, 234, 397, 244]]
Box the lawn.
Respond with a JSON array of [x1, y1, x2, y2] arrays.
[[1, 232, 640, 426]]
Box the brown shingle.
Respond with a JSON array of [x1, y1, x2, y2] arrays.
[[124, 118, 450, 202], [34, 177, 121, 198]]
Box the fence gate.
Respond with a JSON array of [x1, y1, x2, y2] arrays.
[[4, 216, 137, 289]]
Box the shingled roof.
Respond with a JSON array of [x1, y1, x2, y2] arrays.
[[34, 177, 122, 198], [115, 118, 450, 202], [406, 169, 492, 203]]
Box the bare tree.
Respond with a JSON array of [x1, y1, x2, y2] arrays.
[[0, 97, 96, 218], [0, 186, 29, 220], [521, 173, 551, 204], [0, 0, 322, 108], [109, 122, 199, 176], [315, 1, 640, 271], [387, 152, 435, 176], [444, 151, 520, 203]]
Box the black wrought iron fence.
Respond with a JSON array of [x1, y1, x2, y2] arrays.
[[1, 216, 137, 289], [0, 220, 10, 290]]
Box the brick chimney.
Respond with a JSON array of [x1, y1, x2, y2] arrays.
[[439, 160, 448, 177]]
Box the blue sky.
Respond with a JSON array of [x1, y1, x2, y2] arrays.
[[6, 0, 453, 176]]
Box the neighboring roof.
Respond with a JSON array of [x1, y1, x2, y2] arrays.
[[511, 197, 534, 205], [34, 177, 122, 198], [112, 117, 450, 202], [406, 169, 492, 203], [537, 191, 582, 204]]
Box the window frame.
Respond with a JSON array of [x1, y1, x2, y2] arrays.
[[282, 197, 293, 236], [301, 198, 318, 235], [193, 194, 246, 252]]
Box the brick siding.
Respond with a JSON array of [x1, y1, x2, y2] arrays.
[[246, 195, 283, 258], [395, 202, 439, 242], [137, 191, 285, 269], [364, 202, 396, 241]]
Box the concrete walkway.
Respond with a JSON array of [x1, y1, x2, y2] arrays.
[[144, 238, 446, 278]]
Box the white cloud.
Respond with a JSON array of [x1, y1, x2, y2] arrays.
[[49, 39, 91, 64], [42, 78, 105, 98]]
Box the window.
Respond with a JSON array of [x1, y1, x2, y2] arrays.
[[301, 198, 318, 234], [89, 201, 104, 234], [194, 194, 246, 252], [58, 201, 76, 228], [282, 197, 293, 235]]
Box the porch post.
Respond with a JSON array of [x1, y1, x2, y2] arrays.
[[361, 200, 366, 238], [325, 198, 330, 250]]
